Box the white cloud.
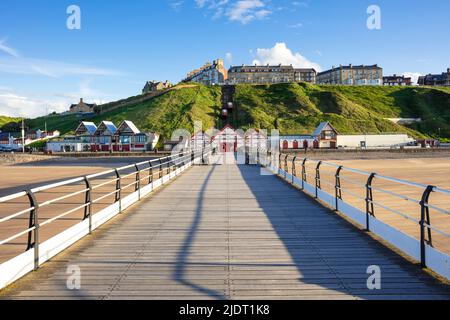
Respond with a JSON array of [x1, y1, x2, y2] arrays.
[[196, 0, 271, 24], [402, 72, 423, 85], [0, 38, 20, 58], [0, 57, 123, 78], [289, 22, 303, 28], [252, 42, 321, 71], [0, 79, 111, 118], [170, 1, 185, 12], [225, 52, 233, 63], [226, 0, 271, 24], [315, 50, 323, 56], [195, 0, 208, 7], [0, 92, 67, 118]]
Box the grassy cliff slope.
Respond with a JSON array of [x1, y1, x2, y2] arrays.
[[1, 83, 449, 140]]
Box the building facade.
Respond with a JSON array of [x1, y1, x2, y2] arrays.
[[142, 81, 172, 94], [46, 121, 159, 153], [228, 64, 317, 84], [294, 68, 317, 83], [69, 98, 97, 113], [418, 68, 450, 86], [383, 75, 412, 86], [183, 59, 228, 85], [279, 122, 338, 150], [317, 64, 383, 86]]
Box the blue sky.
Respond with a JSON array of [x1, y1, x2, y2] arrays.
[[0, 0, 449, 117]]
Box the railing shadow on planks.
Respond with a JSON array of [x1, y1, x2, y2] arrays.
[[256, 151, 450, 282], [0, 148, 211, 289]]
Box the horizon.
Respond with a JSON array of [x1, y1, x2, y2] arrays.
[[0, 0, 449, 118]]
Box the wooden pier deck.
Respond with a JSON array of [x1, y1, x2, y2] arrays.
[[1, 163, 449, 300]]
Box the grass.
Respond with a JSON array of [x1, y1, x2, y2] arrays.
[[1, 83, 449, 140], [23, 84, 222, 141]]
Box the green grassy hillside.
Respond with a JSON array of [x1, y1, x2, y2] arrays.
[[233, 83, 450, 139], [23, 84, 222, 140], [1, 83, 449, 140]]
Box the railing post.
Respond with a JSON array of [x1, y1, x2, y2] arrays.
[[301, 158, 307, 190], [83, 177, 93, 234], [335, 166, 343, 211], [291, 156, 297, 184], [278, 153, 282, 172], [284, 155, 289, 174], [315, 161, 322, 198], [148, 161, 153, 185], [420, 185, 434, 268], [159, 159, 163, 179], [25, 190, 40, 270], [115, 169, 122, 213], [365, 173, 376, 231], [134, 164, 141, 200]]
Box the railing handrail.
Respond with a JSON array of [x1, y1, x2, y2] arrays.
[[264, 151, 450, 272], [0, 148, 210, 251], [0, 152, 199, 204]]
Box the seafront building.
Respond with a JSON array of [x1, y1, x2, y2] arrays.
[[69, 98, 97, 114], [228, 64, 316, 84], [383, 75, 412, 86], [142, 81, 172, 94], [418, 68, 450, 86], [46, 120, 159, 153], [183, 59, 228, 85], [317, 64, 383, 86], [279, 122, 416, 150]]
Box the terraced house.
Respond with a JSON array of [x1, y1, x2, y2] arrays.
[[418, 68, 450, 86], [228, 64, 317, 84], [183, 59, 228, 85], [317, 64, 383, 85]]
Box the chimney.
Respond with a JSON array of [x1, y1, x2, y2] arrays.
[[349, 64, 352, 68], [80, 98, 83, 104], [447, 68, 450, 74]]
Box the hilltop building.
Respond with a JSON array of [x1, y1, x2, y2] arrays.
[[317, 64, 383, 86], [418, 68, 450, 86], [383, 75, 412, 86], [69, 98, 97, 114], [183, 59, 228, 85], [142, 80, 172, 94], [228, 64, 316, 84]]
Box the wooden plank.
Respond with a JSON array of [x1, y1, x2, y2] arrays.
[[0, 163, 449, 300]]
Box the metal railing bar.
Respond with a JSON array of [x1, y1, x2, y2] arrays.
[[91, 190, 119, 204], [433, 187, 450, 196], [86, 169, 116, 180], [91, 178, 120, 190], [0, 191, 28, 204], [423, 223, 450, 237], [39, 188, 89, 208], [39, 203, 89, 227], [122, 180, 139, 190], [370, 186, 421, 204], [0, 207, 35, 224], [339, 188, 366, 201], [30, 177, 85, 194], [370, 200, 420, 224], [425, 203, 450, 215], [375, 174, 429, 189], [339, 176, 366, 188], [0, 226, 36, 246]]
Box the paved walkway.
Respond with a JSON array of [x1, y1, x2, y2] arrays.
[[1, 162, 449, 300]]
